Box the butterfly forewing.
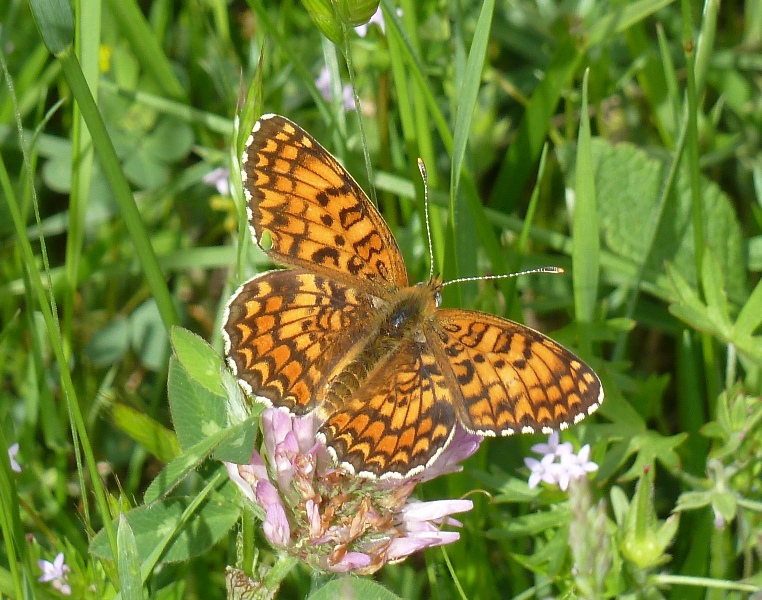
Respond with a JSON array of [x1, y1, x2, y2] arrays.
[[430, 310, 603, 435], [223, 269, 378, 415], [242, 114, 408, 292]]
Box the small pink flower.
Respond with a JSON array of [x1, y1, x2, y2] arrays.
[[38, 552, 71, 595], [525, 433, 598, 491], [560, 444, 598, 482], [315, 67, 355, 112], [203, 167, 230, 196], [255, 479, 282, 510], [525, 453, 559, 489], [224, 451, 267, 503], [8, 443, 21, 473], [306, 499, 322, 539], [530, 430, 572, 457], [226, 407, 475, 574], [400, 499, 473, 523]]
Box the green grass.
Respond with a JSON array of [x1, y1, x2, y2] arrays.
[[2, 0, 762, 598]]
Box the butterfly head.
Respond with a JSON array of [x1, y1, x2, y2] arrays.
[[422, 275, 443, 307]]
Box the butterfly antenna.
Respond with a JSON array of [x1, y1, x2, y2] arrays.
[[417, 158, 435, 282], [442, 266, 564, 288]]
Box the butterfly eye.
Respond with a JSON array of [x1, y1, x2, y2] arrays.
[[390, 311, 406, 331], [434, 290, 442, 307]]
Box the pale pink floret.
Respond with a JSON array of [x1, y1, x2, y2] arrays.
[[415, 427, 482, 482], [400, 499, 473, 528], [525, 453, 560, 489], [332, 552, 372, 572], [263, 502, 291, 548]]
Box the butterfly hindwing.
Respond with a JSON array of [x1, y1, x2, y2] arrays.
[[318, 338, 457, 479]]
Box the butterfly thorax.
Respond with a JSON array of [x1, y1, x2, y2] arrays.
[[318, 281, 440, 417], [382, 282, 440, 337]]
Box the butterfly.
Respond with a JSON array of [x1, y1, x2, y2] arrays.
[[222, 114, 603, 479]]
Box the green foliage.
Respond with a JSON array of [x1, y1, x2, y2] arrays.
[[3, 0, 762, 598], [91, 480, 241, 565]]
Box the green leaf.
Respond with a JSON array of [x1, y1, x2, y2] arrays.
[[701, 391, 762, 461], [701, 247, 732, 336], [28, 0, 74, 55], [619, 431, 687, 481], [143, 417, 257, 504], [487, 507, 570, 539], [666, 263, 710, 328], [307, 577, 403, 600], [112, 403, 181, 463], [130, 299, 170, 372], [92, 485, 241, 563], [675, 489, 713, 513], [587, 0, 677, 46], [573, 69, 601, 324], [87, 317, 130, 366], [143, 118, 194, 163], [511, 527, 568, 576], [117, 515, 145, 600], [610, 486, 630, 527], [105, 0, 186, 100], [711, 491, 737, 522], [170, 327, 226, 397], [487, 475, 541, 504], [558, 138, 745, 302], [449, 0, 495, 286], [300, 0, 378, 45], [168, 357, 227, 450], [667, 253, 762, 364], [734, 277, 762, 336], [167, 353, 257, 465], [123, 151, 170, 189]]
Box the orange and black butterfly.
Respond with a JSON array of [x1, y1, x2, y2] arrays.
[[223, 114, 603, 479]]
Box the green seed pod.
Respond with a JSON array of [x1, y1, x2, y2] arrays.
[[301, 0, 380, 44]]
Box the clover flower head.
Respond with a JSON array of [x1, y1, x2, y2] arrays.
[[226, 407, 478, 574], [525, 431, 598, 491]]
